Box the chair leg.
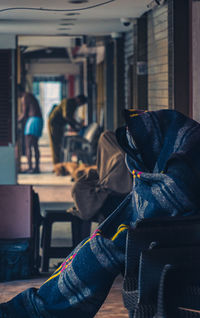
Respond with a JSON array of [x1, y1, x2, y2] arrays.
[[41, 218, 52, 272], [81, 220, 92, 240], [71, 216, 82, 247], [33, 222, 41, 271]]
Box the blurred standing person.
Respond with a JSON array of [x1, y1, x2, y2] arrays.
[[18, 84, 43, 173], [48, 103, 58, 118], [48, 95, 87, 164]]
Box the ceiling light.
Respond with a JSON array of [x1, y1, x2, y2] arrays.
[[59, 23, 74, 26], [56, 33, 70, 36], [65, 13, 80, 16], [111, 32, 122, 39], [57, 28, 71, 31], [60, 18, 77, 21], [69, 0, 88, 3]]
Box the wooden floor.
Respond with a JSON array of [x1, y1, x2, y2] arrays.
[[0, 275, 128, 317]]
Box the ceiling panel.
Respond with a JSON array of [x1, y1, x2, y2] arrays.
[[0, 0, 150, 36]]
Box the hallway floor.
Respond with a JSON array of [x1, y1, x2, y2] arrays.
[[0, 275, 127, 318], [0, 133, 128, 317]]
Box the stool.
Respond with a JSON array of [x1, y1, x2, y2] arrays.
[[41, 210, 91, 272]]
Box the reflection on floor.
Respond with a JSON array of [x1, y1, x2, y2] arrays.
[[0, 133, 128, 317]]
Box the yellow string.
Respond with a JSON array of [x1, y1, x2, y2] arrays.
[[111, 224, 128, 241]]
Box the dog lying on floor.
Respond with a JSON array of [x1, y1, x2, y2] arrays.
[[53, 162, 97, 181], [53, 162, 78, 177]]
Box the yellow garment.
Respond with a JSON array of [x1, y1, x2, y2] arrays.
[[48, 98, 78, 164], [61, 98, 67, 119]]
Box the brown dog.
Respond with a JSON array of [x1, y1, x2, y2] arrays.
[[72, 164, 97, 181], [53, 162, 97, 179], [53, 162, 79, 176]]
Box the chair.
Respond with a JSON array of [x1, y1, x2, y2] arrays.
[[122, 214, 200, 318], [156, 263, 200, 317], [61, 122, 102, 164], [40, 208, 92, 272], [135, 246, 200, 317], [40, 193, 127, 272]]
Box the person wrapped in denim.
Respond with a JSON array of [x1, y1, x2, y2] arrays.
[[1, 109, 200, 318]]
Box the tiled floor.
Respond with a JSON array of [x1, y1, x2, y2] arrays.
[[0, 134, 128, 317]]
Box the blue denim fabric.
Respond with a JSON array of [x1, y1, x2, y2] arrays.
[[2, 109, 200, 318], [0, 195, 133, 318]]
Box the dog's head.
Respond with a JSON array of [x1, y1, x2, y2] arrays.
[[53, 163, 67, 176], [63, 162, 79, 175]]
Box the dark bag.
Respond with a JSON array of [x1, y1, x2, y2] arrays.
[[0, 239, 33, 282]]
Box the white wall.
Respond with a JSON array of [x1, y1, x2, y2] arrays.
[[26, 59, 80, 77], [0, 34, 16, 49], [0, 146, 17, 184]]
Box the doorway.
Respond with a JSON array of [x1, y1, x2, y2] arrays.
[[33, 77, 64, 133], [18, 77, 66, 179]]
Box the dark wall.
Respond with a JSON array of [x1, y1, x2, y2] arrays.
[[105, 39, 114, 131], [170, 0, 190, 116], [113, 36, 125, 129]]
